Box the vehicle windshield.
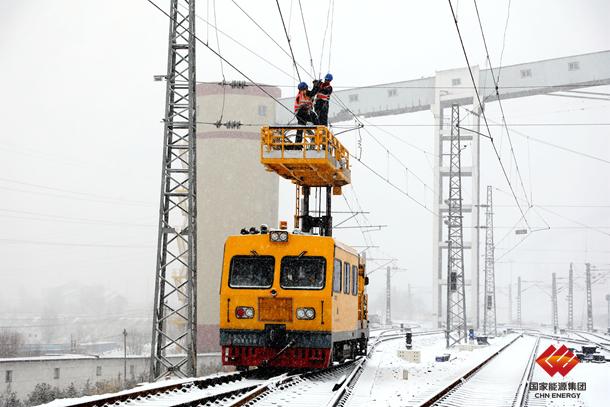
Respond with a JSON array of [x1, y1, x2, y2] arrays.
[[280, 256, 326, 289], [229, 256, 275, 288]]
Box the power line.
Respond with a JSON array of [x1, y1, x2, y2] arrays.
[[0, 208, 155, 228], [0, 238, 152, 249], [275, 0, 303, 83], [296, 0, 316, 77], [228, 0, 311, 80], [349, 153, 437, 216], [447, 0, 530, 229], [212, 0, 226, 123], [473, 0, 530, 210], [147, 0, 295, 118], [187, 7, 296, 80]]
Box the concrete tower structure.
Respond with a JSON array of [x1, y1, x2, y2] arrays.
[[195, 83, 280, 351]]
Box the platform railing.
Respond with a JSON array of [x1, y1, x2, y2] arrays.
[[261, 125, 349, 169]]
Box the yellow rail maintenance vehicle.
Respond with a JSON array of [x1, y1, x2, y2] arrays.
[[219, 125, 369, 369]]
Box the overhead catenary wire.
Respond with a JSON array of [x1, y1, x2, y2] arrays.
[[472, 0, 532, 209], [318, 0, 334, 78], [147, 0, 295, 118], [446, 0, 530, 230], [229, 0, 313, 80], [275, 0, 303, 83], [296, 0, 317, 79], [181, 4, 297, 81], [212, 0, 226, 123]]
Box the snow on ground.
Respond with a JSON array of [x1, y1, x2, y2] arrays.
[[347, 332, 519, 406]]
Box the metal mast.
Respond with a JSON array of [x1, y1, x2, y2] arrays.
[[445, 104, 467, 347], [508, 283, 512, 324], [586, 263, 593, 332], [482, 186, 497, 336], [386, 266, 392, 326], [552, 272, 559, 334], [568, 263, 574, 329], [517, 276, 522, 327], [150, 0, 198, 380], [606, 294, 610, 333]]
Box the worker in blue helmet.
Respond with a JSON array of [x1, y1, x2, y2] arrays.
[[314, 73, 333, 126], [293, 81, 320, 144]]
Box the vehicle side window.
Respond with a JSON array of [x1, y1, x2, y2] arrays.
[[352, 265, 358, 295], [333, 259, 342, 293], [343, 262, 350, 294], [229, 256, 274, 288], [280, 256, 326, 289]]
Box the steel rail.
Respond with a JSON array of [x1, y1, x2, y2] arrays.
[[57, 371, 251, 407], [417, 334, 524, 406], [516, 336, 541, 407], [327, 330, 446, 406]]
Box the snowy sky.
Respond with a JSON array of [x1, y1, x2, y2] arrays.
[[1, 0, 609, 326]]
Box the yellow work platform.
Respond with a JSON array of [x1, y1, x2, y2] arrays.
[[260, 125, 351, 187]]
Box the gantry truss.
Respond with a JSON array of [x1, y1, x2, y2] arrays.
[[552, 272, 559, 334], [445, 104, 467, 348], [568, 263, 574, 329], [482, 186, 497, 336], [150, 0, 198, 380]]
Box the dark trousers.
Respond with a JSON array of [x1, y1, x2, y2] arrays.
[[315, 101, 329, 126], [295, 109, 318, 143]]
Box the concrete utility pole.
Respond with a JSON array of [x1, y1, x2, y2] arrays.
[[150, 0, 198, 380], [517, 277, 522, 327], [586, 263, 593, 332], [568, 263, 574, 329], [552, 273, 559, 335], [482, 186, 497, 336], [386, 266, 391, 326], [445, 104, 467, 348]]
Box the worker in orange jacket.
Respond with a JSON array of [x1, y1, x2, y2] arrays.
[[314, 73, 333, 126], [294, 81, 319, 143]]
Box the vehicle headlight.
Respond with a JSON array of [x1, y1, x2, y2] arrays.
[[296, 307, 315, 320], [235, 306, 255, 319], [269, 231, 289, 243]]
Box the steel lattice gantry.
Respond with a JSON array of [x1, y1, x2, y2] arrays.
[[445, 104, 467, 347], [482, 186, 497, 336], [150, 0, 198, 380], [586, 263, 593, 332], [552, 272, 559, 334], [568, 263, 574, 329]]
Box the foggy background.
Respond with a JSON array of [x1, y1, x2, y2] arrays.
[[1, 0, 609, 349]]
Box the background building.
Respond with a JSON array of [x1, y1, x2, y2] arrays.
[[195, 83, 280, 351]]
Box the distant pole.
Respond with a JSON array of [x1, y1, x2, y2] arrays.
[[606, 294, 610, 333], [508, 283, 512, 324], [552, 273, 558, 335], [482, 185, 497, 336], [386, 266, 391, 326], [568, 263, 574, 329], [123, 329, 127, 384], [586, 263, 593, 332], [517, 277, 522, 327]]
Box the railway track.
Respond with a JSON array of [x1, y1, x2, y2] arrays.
[[48, 330, 445, 407], [411, 334, 539, 407]]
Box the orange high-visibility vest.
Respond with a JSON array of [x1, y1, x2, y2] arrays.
[[316, 82, 331, 101], [294, 91, 313, 112]]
